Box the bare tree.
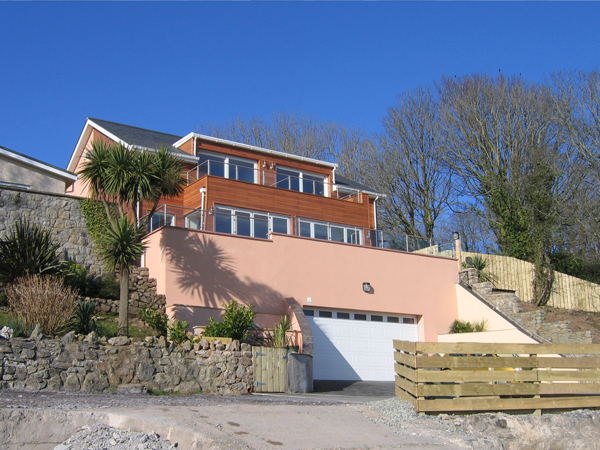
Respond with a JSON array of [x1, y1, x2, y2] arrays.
[[438, 74, 565, 305], [372, 86, 455, 239], [198, 111, 341, 162]]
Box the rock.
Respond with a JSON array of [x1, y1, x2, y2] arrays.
[[182, 340, 192, 351], [108, 336, 130, 346], [64, 373, 81, 391], [0, 326, 13, 340], [157, 336, 167, 347], [136, 363, 156, 382], [84, 331, 99, 344], [29, 324, 43, 340], [61, 331, 76, 344], [117, 383, 147, 394]]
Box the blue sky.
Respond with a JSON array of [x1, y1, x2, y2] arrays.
[[1, 2, 599, 169]]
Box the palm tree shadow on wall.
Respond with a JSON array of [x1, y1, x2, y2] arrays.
[[160, 231, 285, 312]]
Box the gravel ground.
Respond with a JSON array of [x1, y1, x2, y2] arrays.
[[2, 391, 600, 449], [54, 425, 177, 450]]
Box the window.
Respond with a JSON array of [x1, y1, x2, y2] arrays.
[[304, 309, 315, 316], [298, 219, 362, 244], [387, 317, 400, 323], [148, 213, 175, 232], [276, 167, 326, 196], [214, 206, 289, 239], [337, 312, 350, 319], [354, 314, 367, 321], [318, 310, 333, 318], [371, 315, 383, 322], [197, 151, 256, 183], [403, 318, 416, 324]]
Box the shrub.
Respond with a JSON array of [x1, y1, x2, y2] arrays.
[[202, 300, 257, 341], [0, 220, 63, 284], [6, 275, 78, 336], [449, 318, 488, 334], [267, 315, 292, 348], [168, 319, 189, 345], [140, 306, 168, 337], [71, 299, 97, 335], [462, 255, 498, 285]]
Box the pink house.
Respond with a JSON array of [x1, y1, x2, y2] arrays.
[[67, 118, 537, 381]]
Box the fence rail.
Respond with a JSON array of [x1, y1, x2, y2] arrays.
[[462, 251, 600, 313], [394, 340, 600, 414]]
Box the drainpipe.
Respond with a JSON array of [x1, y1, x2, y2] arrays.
[[330, 166, 336, 198], [199, 187, 206, 230]]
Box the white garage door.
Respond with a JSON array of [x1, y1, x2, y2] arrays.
[[306, 309, 419, 381]]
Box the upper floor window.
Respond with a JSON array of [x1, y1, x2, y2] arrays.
[[275, 167, 326, 196], [298, 218, 362, 244], [214, 205, 290, 239], [198, 151, 256, 183]]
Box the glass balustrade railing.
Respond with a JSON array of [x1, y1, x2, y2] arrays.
[[142, 205, 455, 258]]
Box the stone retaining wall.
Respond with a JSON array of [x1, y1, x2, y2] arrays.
[[461, 269, 594, 344], [93, 267, 166, 315], [0, 334, 252, 395], [0, 188, 103, 275]]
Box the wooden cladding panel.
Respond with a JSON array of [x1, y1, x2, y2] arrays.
[[196, 140, 333, 178], [178, 139, 194, 156], [197, 176, 372, 228]]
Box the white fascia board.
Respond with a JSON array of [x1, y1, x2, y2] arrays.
[[67, 119, 94, 172], [180, 133, 338, 169], [0, 148, 77, 181], [334, 184, 386, 199]]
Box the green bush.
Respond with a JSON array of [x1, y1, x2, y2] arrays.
[[71, 299, 97, 335], [462, 255, 498, 285], [140, 306, 168, 337], [267, 315, 292, 348], [168, 319, 189, 345], [202, 300, 256, 341], [0, 220, 63, 284], [449, 319, 488, 334]]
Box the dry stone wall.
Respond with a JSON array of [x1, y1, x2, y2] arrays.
[[93, 267, 166, 315], [0, 334, 252, 395], [0, 188, 103, 275], [461, 269, 594, 344]]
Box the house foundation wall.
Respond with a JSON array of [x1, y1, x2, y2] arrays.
[[144, 228, 459, 341]]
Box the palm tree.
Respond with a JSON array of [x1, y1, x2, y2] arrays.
[[79, 139, 185, 335], [98, 216, 146, 336]]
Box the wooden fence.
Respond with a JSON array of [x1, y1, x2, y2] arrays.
[[463, 251, 600, 312], [252, 346, 288, 393], [395, 340, 600, 414]]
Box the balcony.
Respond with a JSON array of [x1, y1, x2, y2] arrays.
[[185, 160, 363, 203], [143, 204, 455, 258]]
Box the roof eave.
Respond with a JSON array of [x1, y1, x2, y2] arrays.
[[187, 133, 338, 169], [0, 147, 77, 182]]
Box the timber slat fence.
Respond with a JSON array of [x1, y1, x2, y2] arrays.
[[394, 340, 600, 414], [463, 251, 600, 313]]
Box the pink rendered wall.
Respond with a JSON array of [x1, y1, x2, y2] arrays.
[[144, 228, 459, 342]]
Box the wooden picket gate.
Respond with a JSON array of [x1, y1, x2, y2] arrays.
[[252, 346, 288, 393]]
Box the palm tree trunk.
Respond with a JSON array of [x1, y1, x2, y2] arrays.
[[118, 266, 129, 336]]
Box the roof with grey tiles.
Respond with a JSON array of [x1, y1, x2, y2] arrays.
[[88, 118, 381, 194], [88, 118, 189, 156]]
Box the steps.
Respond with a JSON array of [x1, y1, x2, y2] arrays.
[[465, 273, 594, 344]]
